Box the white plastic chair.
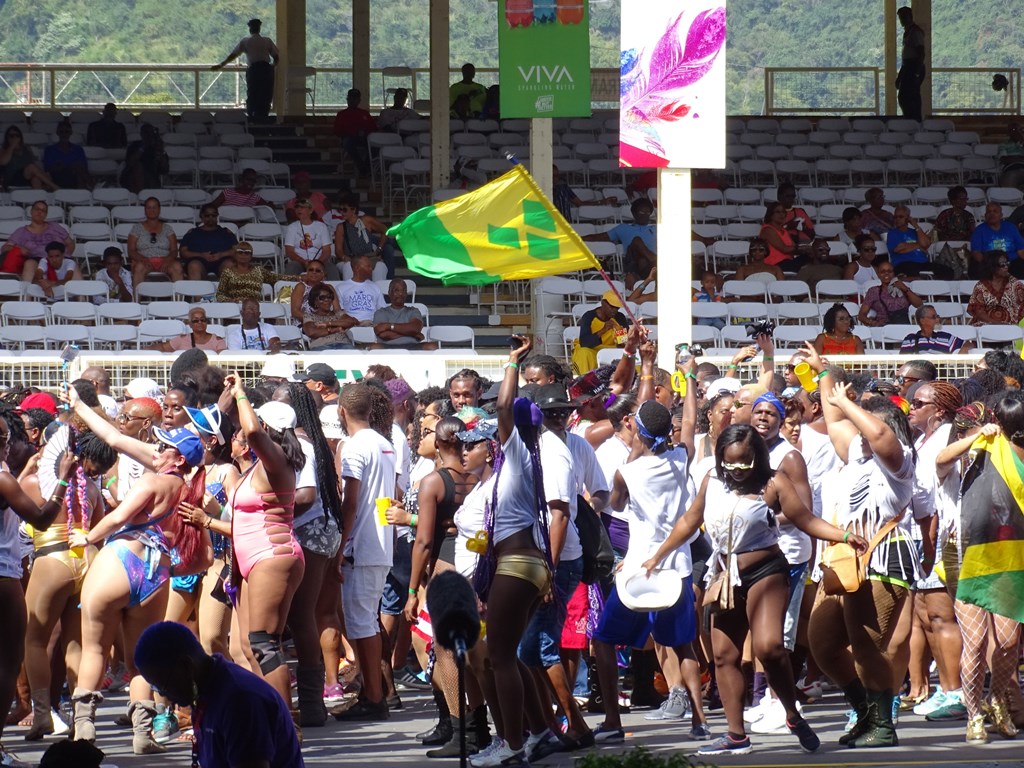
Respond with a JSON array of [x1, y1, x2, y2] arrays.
[[427, 325, 476, 349]]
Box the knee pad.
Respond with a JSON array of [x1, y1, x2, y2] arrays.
[[248, 631, 285, 676]]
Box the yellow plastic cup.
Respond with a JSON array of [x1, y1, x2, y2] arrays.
[[69, 528, 86, 559], [375, 498, 392, 526], [794, 362, 818, 392]]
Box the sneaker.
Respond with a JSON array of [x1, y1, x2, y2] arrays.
[[323, 683, 347, 706], [743, 696, 770, 725], [750, 698, 793, 735], [386, 694, 402, 711], [689, 723, 712, 741], [524, 729, 560, 761], [697, 734, 753, 756], [787, 716, 820, 753], [152, 711, 179, 744], [796, 677, 824, 700], [470, 739, 527, 767], [645, 687, 688, 721], [843, 708, 858, 733], [332, 698, 390, 721], [913, 688, 947, 717], [0, 745, 30, 768], [395, 666, 431, 691], [51, 708, 69, 736], [473, 738, 506, 764], [593, 725, 625, 743], [926, 690, 968, 722], [892, 696, 900, 726]]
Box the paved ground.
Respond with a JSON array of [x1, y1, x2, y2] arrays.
[[5, 687, 1023, 767]]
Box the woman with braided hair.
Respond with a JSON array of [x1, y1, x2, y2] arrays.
[[22, 432, 116, 741]]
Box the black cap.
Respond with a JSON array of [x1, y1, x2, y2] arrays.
[[533, 383, 577, 411], [292, 363, 338, 386]]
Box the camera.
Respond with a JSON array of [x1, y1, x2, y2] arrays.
[[744, 318, 776, 339]]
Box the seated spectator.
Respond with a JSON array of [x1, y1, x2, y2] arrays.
[[337, 253, 386, 324], [320, 188, 354, 236], [759, 201, 806, 272], [216, 241, 294, 303], [797, 238, 844, 291], [211, 167, 271, 209], [149, 306, 227, 353], [333, 88, 376, 177], [449, 63, 487, 118], [813, 303, 865, 355], [127, 197, 183, 285], [934, 185, 976, 242], [179, 204, 238, 280], [32, 241, 82, 300], [900, 304, 973, 354], [302, 283, 357, 350], [776, 181, 816, 246], [997, 121, 1024, 190], [858, 257, 924, 326], [288, 260, 339, 323], [376, 88, 419, 132], [86, 103, 128, 150], [626, 264, 657, 305], [886, 204, 936, 277], [284, 198, 336, 277], [552, 164, 614, 222], [734, 237, 784, 281], [42, 120, 92, 190], [372, 278, 436, 349], [333, 192, 396, 279], [842, 234, 881, 288], [583, 198, 657, 286], [570, 290, 629, 375], [134, 622, 303, 768], [859, 187, 894, 237], [0, 125, 58, 192], [692, 270, 724, 329], [284, 171, 328, 223], [225, 297, 281, 352], [966, 250, 1024, 326], [482, 84, 500, 120], [95, 245, 133, 303], [835, 206, 880, 246], [120, 123, 168, 193], [970, 202, 1024, 278], [0, 199, 74, 281]]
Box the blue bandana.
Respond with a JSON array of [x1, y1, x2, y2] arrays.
[[753, 392, 785, 421], [633, 408, 668, 451]]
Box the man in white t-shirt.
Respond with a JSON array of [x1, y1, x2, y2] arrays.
[[336, 382, 397, 721], [337, 254, 385, 325], [284, 202, 335, 277], [225, 298, 281, 353]]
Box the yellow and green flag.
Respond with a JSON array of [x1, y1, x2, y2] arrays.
[[957, 431, 1024, 622], [387, 165, 600, 286]]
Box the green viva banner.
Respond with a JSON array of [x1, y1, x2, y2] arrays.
[[498, 0, 591, 118]]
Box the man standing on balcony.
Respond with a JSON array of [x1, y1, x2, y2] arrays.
[[212, 18, 279, 122], [896, 6, 926, 122]]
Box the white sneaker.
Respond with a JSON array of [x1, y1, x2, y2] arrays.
[[750, 698, 799, 734], [524, 728, 559, 761], [796, 676, 824, 700], [51, 708, 70, 736], [469, 739, 527, 767], [913, 688, 947, 716], [644, 687, 688, 721], [473, 737, 506, 764], [743, 696, 769, 725]]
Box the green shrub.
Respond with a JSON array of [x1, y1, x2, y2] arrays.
[[574, 746, 717, 768]]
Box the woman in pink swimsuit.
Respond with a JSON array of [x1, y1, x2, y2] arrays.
[[224, 373, 305, 710]]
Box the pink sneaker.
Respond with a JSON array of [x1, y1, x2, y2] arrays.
[[323, 683, 346, 706]]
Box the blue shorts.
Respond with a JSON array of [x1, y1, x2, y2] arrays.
[[592, 574, 696, 649], [381, 536, 413, 616], [518, 556, 583, 669]]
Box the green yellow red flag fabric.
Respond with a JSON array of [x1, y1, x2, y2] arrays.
[[386, 165, 601, 286], [957, 431, 1024, 622]]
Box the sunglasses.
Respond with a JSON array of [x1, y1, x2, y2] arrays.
[[187, 317, 208, 324], [721, 461, 754, 471], [236, 248, 253, 255], [157, 442, 177, 453], [117, 413, 144, 424], [910, 398, 934, 410], [894, 375, 920, 385], [731, 401, 751, 410]]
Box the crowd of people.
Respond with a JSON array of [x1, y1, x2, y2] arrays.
[[0, 326, 1022, 767]]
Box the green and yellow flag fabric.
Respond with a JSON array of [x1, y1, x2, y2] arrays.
[[957, 431, 1024, 622], [387, 165, 600, 286]]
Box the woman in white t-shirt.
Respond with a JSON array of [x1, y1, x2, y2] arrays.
[[804, 342, 917, 750], [284, 199, 337, 278]]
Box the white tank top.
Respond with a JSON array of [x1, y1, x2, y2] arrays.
[[851, 261, 877, 288], [768, 438, 812, 565], [703, 476, 779, 587], [618, 447, 692, 577]]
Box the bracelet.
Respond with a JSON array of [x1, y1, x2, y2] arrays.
[[685, 372, 697, 380], [104, 476, 116, 489], [639, 375, 654, 381], [763, 356, 774, 361], [48, 494, 64, 505], [843, 531, 851, 543], [814, 370, 828, 381], [503, 361, 518, 370], [57, 479, 69, 487], [236, 394, 249, 401], [622, 349, 634, 357], [728, 364, 738, 370], [410, 513, 418, 527], [408, 587, 417, 596], [203, 516, 212, 530]]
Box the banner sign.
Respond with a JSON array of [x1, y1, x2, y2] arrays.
[[620, 1, 727, 169], [498, 0, 592, 118]]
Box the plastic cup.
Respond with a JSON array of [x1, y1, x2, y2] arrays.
[[375, 498, 391, 526], [69, 528, 85, 559], [793, 362, 818, 392]]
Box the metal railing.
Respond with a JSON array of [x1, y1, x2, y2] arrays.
[[0, 63, 620, 114], [765, 66, 1022, 116]]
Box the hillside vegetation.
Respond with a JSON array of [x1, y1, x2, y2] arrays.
[[0, 0, 1018, 114]]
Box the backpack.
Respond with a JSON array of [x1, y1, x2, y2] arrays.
[[576, 494, 614, 585], [933, 242, 969, 280]]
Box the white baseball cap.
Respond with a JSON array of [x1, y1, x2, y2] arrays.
[[705, 377, 741, 399], [319, 404, 343, 440], [260, 357, 296, 380], [124, 377, 163, 400]]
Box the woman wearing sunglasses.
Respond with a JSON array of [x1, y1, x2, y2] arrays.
[[127, 196, 183, 289], [643, 422, 864, 756]]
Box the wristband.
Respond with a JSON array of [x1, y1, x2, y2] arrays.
[[57, 479, 69, 487], [503, 362, 518, 370], [410, 513, 418, 527], [408, 587, 417, 596], [685, 372, 697, 380], [763, 356, 774, 361], [640, 375, 654, 381], [814, 370, 828, 381], [843, 531, 851, 543], [728, 364, 738, 370], [236, 394, 249, 401], [104, 476, 117, 489], [622, 349, 634, 357]]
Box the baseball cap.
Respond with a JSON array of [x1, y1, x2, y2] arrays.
[[705, 377, 741, 398], [456, 418, 498, 443], [255, 401, 297, 431], [292, 171, 311, 182], [125, 378, 163, 400], [152, 427, 205, 468], [185, 404, 224, 444], [19, 392, 58, 416], [292, 363, 337, 386], [319, 405, 343, 440], [260, 357, 296, 380], [601, 290, 622, 308]]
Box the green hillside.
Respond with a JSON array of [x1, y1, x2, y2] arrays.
[[0, 0, 1018, 114]]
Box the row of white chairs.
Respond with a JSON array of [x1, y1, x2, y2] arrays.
[[730, 156, 1000, 189], [691, 186, 1023, 209], [726, 117, 959, 135], [0, 108, 249, 129], [0, 187, 289, 210]]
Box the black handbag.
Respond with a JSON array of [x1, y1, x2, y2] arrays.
[[576, 494, 614, 585]]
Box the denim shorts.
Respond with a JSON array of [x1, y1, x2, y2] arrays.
[[518, 556, 583, 669], [381, 536, 413, 616]]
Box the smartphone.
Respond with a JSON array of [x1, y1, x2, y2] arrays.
[[59, 344, 80, 364], [507, 336, 524, 351]]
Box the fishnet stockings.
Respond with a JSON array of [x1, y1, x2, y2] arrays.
[[954, 599, 1021, 718]]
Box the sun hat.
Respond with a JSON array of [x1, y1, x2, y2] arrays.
[[185, 404, 224, 444], [617, 567, 683, 612]]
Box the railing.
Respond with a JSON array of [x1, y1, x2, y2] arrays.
[[0, 63, 620, 114], [765, 66, 1022, 116]]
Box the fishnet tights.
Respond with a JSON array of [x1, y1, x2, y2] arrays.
[[954, 599, 1021, 718]]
